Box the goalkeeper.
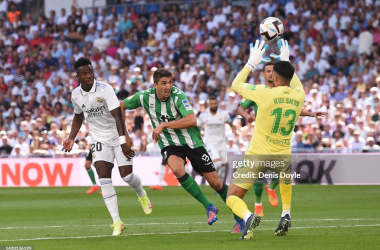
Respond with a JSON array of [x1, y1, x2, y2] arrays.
[[226, 39, 305, 240]]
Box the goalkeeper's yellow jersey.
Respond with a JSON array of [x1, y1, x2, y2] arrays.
[[232, 67, 305, 155]]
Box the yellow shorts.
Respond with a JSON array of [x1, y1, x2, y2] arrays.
[[231, 154, 292, 190]]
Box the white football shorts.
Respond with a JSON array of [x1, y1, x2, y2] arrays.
[[90, 137, 133, 166]]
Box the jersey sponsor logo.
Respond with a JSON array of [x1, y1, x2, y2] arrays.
[[97, 97, 103, 103], [82, 104, 86, 108], [149, 103, 154, 108], [86, 105, 106, 118]]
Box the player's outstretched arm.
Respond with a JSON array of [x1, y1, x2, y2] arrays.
[[232, 40, 269, 95], [110, 107, 135, 158], [62, 112, 84, 152], [152, 113, 197, 142], [300, 110, 326, 118], [270, 39, 304, 91], [237, 105, 254, 123]]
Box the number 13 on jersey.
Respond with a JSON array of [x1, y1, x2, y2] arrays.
[[270, 108, 297, 136]]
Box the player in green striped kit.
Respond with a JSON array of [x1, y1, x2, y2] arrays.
[[238, 62, 325, 217], [120, 68, 245, 232]]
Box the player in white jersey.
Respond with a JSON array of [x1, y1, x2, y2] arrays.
[[198, 96, 235, 181], [62, 58, 152, 236]]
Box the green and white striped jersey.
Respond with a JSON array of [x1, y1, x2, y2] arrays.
[[123, 86, 204, 150]]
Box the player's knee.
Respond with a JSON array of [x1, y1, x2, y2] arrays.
[[171, 166, 186, 177], [119, 165, 133, 177]]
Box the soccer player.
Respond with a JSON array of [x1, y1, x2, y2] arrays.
[[226, 40, 305, 239], [120, 68, 244, 231], [84, 149, 102, 194], [62, 58, 152, 236], [238, 62, 324, 217], [198, 96, 235, 182]]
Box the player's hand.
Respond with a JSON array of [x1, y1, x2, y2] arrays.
[[245, 40, 270, 72], [62, 139, 74, 152], [152, 124, 163, 142], [245, 114, 255, 123], [270, 39, 290, 62], [121, 143, 135, 158], [126, 135, 133, 148], [313, 111, 326, 118]]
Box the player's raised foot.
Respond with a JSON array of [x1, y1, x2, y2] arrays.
[[86, 186, 100, 194], [149, 185, 163, 190], [265, 185, 278, 207], [255, 204, 264, 217], [111, 221, 126, 236], [206, 204, 218, 225], [274, 214, 291, 236], [241, 214, 261, 240], [231, 219, 245, 233], [138, 190, 153, 215]]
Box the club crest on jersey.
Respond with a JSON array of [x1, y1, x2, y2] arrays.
[[97, 97, 103, 103], [182, 100, 192, 111], [92, 153, 96, 158]]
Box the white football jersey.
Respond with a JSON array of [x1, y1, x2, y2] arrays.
[[71, 80, 120, 142], [198, 108, 231, 143]]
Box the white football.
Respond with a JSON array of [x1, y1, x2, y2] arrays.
[[259, 17, 284, 42]]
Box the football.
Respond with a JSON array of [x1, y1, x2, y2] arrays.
[[259, 17, 284, 42]]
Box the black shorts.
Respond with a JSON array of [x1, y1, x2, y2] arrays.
[[161, 145, 215, 174], [161, 158, 167, 166], [86, 150, 92, 161]]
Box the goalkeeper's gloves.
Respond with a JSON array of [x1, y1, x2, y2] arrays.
[[245, 40, 270, 72], [270, 39, 290, 62]]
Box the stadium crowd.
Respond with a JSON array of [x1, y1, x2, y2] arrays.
[[1, 0, 380, 158]]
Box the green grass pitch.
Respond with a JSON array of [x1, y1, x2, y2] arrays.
[[0, 185, 379, 249]]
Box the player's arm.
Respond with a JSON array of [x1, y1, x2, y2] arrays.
[[232, 40, 270, 98], [238, 99, 255, 123], [62, 111, 84, 152], [103, 86, 135, 158], [120, 92, 144, 147], [300, 110, 326, 118], [152, 92, 196, 142]]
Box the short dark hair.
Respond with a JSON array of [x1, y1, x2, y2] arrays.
[[262, 62, 274, 72], [208, 95, 218, 101], [153, 68, 172, 83], [74, 57, 92, 71], [273, 61, 294, 81]]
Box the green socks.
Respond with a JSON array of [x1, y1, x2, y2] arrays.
[[269, 176, 279, 190], [178, 173, 212, 209], [87, 169, 96, 185], [254, 182, 264, 204]]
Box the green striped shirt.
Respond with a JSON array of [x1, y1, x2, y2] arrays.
[[123, 87, 204, 150]]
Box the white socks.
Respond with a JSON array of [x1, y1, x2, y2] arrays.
[[99, 178, 121, 223], [243, 212, 254, 223], [158, 164, 166, 186], [281, 210, 291, 218], [122, 173, 145, 197]]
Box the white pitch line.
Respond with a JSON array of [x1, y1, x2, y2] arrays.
[[0, 218, 378, 230], [1, 224, 379, 242]]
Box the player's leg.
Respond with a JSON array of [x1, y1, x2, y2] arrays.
[[253, 180, 264, 216], [207, 144, 224, 181], [265, 175, 279, 207], [163, 146, 217, 225], [115, 144, 152, 215], [274, 155, 292, 236], [150, 158, 166, 190], [187, 146, 243, 229], [92, 141, 125, 236], [85, 150, 100, 194], [226, 155, 262, 240]]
